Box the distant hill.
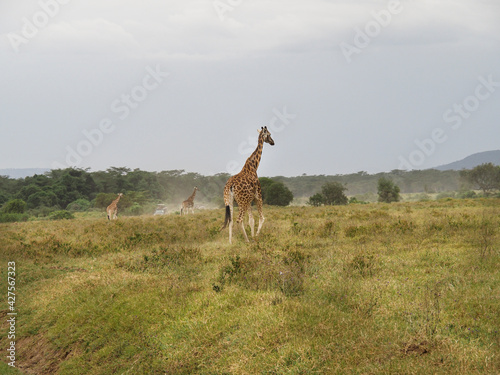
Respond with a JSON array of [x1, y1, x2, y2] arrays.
[[433, 150, 500, 171], [0, 168, 49, 179]]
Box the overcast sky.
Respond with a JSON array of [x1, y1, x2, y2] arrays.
[[1, 0, 499, 176]]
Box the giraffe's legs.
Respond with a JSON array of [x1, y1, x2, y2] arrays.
[[247, 206, 255, 238], [237, 205, 250, 243], [255, 195, 265, 235]]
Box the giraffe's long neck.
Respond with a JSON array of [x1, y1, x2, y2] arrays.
[[189, 189, 197, 201], [242, 135, 264, 174], [113, 196, 121, 205]]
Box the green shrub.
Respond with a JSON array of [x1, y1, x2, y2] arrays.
[[0, 213, 29, 223], [436, 191, 456, 200], [49, 210, 75, 220], [458, 190, 477, 199], [308, 193, 324, 206], [2, 199, 27, 214], [66, 199, 91, 212]]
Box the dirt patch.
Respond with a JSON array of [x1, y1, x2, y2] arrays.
[[16, 334, 72, 375], [401, 340, 430, 356]]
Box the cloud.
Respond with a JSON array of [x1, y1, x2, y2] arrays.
[[40, 19, 141, 56]]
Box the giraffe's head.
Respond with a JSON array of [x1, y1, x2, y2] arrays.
[[118, 193, 123, 197], [259, 126, 275, 146]]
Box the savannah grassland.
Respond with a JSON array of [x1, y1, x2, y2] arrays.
[[1, 199, 499, 374]]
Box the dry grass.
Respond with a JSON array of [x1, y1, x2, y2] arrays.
[[1, 199, 499, 374]]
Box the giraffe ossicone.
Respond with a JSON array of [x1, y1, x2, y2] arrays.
[[220, 126, 275, 244]]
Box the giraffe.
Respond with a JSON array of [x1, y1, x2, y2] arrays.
[[107, 193, 123, 220], [180, 187, 199, 215], [220, 126, 275, 244]]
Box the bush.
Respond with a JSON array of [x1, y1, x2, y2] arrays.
[[458, 190, 477, 199], [0, 213, 29, 223], [66, 199, 91, 212], [49, 210, 75, 220], [436, 191, 456, 200], [2, 199, 27, 214], [30, 206, 59, 218], [349, 197, 368, 204], [308, 193, 324, 207], [126, 203, 143, 216]]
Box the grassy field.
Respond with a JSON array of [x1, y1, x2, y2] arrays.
[[1, 199, 499, 374]]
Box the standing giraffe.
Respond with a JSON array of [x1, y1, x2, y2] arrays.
[[180, 187, 199, 215], [107, 193, 123, 220], [220, 126, 275, 243]]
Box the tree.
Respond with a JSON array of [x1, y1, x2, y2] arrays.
[[26, 190, 58, 209], [460, 163, 500, 195], [308, 193, 324, 206], [258, 177, 274, 203], [2, 199, 26, 214], [265, 182, 294, 206], [321, 182, 348, 205], [259, 178, 294, 206], [377, 177, 400, 203]]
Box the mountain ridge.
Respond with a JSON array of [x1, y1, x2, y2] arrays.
[[432, 150, 500, 171]]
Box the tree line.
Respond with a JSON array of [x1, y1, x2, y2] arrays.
[[306, 163, 500, 206], [0, 164, 498, 221], [0, 167, 294, 221]]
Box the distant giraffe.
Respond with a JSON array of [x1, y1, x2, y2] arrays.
[[220, 126, 275, 243], [181, 187, 198, 215], [107, 193, 123, 220]]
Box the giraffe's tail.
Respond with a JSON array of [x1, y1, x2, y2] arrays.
[[220, 205, 231, 231]]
